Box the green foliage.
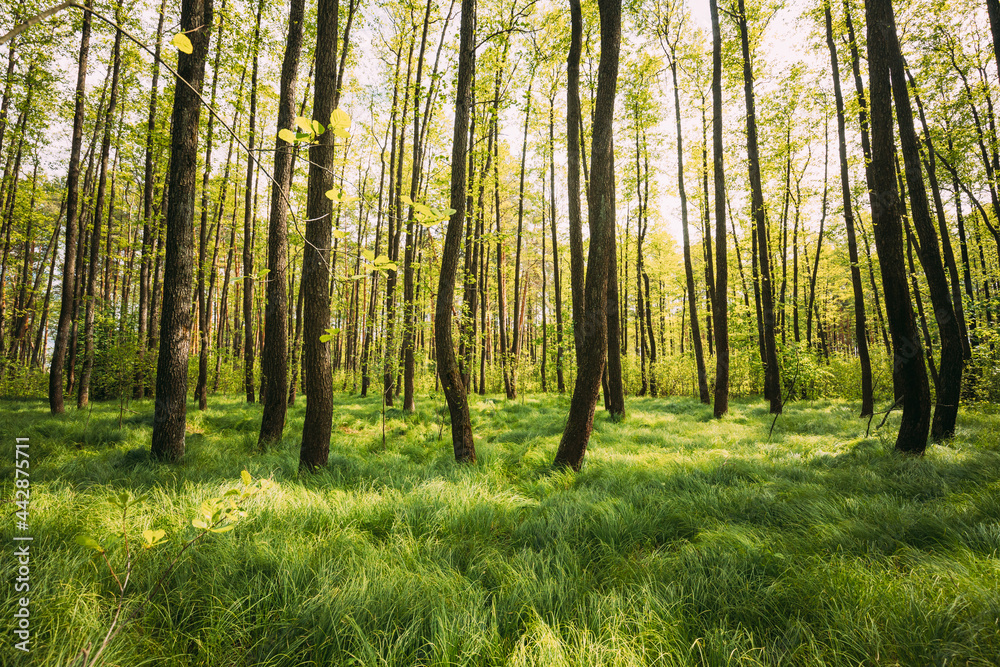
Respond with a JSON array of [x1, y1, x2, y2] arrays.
[[3, 394, 1000, 665]]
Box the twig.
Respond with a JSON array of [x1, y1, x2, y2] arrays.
[[767, 353, 801, 442]]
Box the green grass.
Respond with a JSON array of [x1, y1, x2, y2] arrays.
[[2, 393, 1000, 666]]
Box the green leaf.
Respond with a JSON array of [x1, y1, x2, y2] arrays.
[[332, 229, 348, 239], [75, 535, 104, 552], [171, 33, 193, 55], [241, 470, 252, 486], [192, 518, 208, 530], [209, 524, 236, 534], [295, 116, 313, 134], [400, 194, 414, 206], [319, 334, 333, 343], [361, 249, 375, 261], [142, 529, 167, 548], [329, 108, 352, 129], [311, 120, 325, 136], [278, 128, 296, 144], [333, 127, 351, 139]]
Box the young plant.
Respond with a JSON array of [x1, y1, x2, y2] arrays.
[[73, 472, 274, 667]]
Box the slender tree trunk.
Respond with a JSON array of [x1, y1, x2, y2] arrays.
[[885, 29, 963, 440], [435, 0, 476, 463], [666, 36, 709, 404], [510, 74, 532, 398], [567, 0, 585, 361], [825, 0, 873, 416], [48, 0, 92, 414], [553, 0, 621, 471], [737, 0, 781, 414], [710, 0, 729, 418], [151, 0, 213, 461], [866, 0, 930, 454], [79, 22, 121, 409], [548, 96, 565, 392], [243, 0, 263, 404], [259, 0, 304, 445], [299, 0, 339, 471]]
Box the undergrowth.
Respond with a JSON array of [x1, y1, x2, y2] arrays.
[[2, 393, 999, 666]]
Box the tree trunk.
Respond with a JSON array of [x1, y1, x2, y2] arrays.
[[243, 0, 263, 404], [710, 0, 729, 418], [48, 0, 92, 413], [79, 22, 121, 409], [737, 0, 781, 414], [825, 0, 874, 417], [866, 0, 930, 455], [549, 96, 565, 393], [299, 0, 339, 471], [259, 0, 304, 445], [885, 29, 963, 440], [435, 0, 476, 463], [553, 0, 620, 471], [151, 0, 213, 461], [567, 0, 585, 361]]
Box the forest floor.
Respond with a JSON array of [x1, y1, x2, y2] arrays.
[[2, 393, 1000, 666]]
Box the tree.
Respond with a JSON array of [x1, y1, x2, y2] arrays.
[[151, 0, 215, 461], [299, 0, 340, 471], [865, 0, 930, 454], [553, 0, 621, 471], [823, 0, 873, 417], [435, 0, 476, 463], [258, 0, 305, 446], [48, 0, 92, 415], [710, 0, 729, 418]]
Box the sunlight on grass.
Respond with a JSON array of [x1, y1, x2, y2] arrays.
[[2, 394, 999, 665]]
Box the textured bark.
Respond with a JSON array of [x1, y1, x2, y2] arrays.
[[709, 0, 729, 418], [135, 0, 167, 399], [825, 0, 873, 417], [299, 0, 339, 471], [548, 97, 565, 393], [151, 0, 213, 461], [510, 74, 532, 398], [258, 0, 304, 445], [737, 0, 781, 414], [78, 25, 120, 409], [48, 0, 91, 414], [243, 0, 263, 404], [884, 23, 963, 440], [866, 0, 930, 454], [567, 0, 585, 360], [435, 0, 476, 463], [553, 0, 620, 471]]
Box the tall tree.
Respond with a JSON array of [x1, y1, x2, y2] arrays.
[[243, 0, 264, 404], [553, 0, 621, 471], [259, 0, 305, 445], [299, 0, 339, 471], [866, 0, 930, 454], [151, 0, 214, 461], [824, 0, 873, 417], [710, 0, 729, 418], [736, 0, 781, 414], [435, 0, 476, 463], [48, 0, 92, 414], [78, 18, 122, 409]]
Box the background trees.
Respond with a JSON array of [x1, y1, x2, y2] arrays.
[[2, 0, 998, 462]]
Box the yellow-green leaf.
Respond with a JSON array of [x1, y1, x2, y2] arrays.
[[278, 128, 296, 144], [241, 470, 252, 485], [330, 108, 352, 129], [171, 33, 194, 54], [209, 524, 236, 534], [400, 194, 414, 206], [192, 518, 208, 530], [295, 116, 313, 133], [333, 127, 351, 139], [333, 229, 348, 239], [75, 535, 104, 552]]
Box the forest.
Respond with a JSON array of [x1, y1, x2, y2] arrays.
[[1, 0, 999, 663]]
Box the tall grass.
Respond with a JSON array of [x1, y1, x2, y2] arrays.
[[2, 393, 998, 665]]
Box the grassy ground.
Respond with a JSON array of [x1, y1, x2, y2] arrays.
[[2, 393, 999, 666]]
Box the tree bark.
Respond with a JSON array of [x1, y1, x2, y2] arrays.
[[825, 0, 874, 417], [151, 0, 213, 461], [435, 0, 476, 463], [866, 0, 930, 455], [553, 0, 620, 471], [299, 0, 339, 471], [259, 0, 304, 445], [710, 0, 729, 418], [48, 0, 91, 414]]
